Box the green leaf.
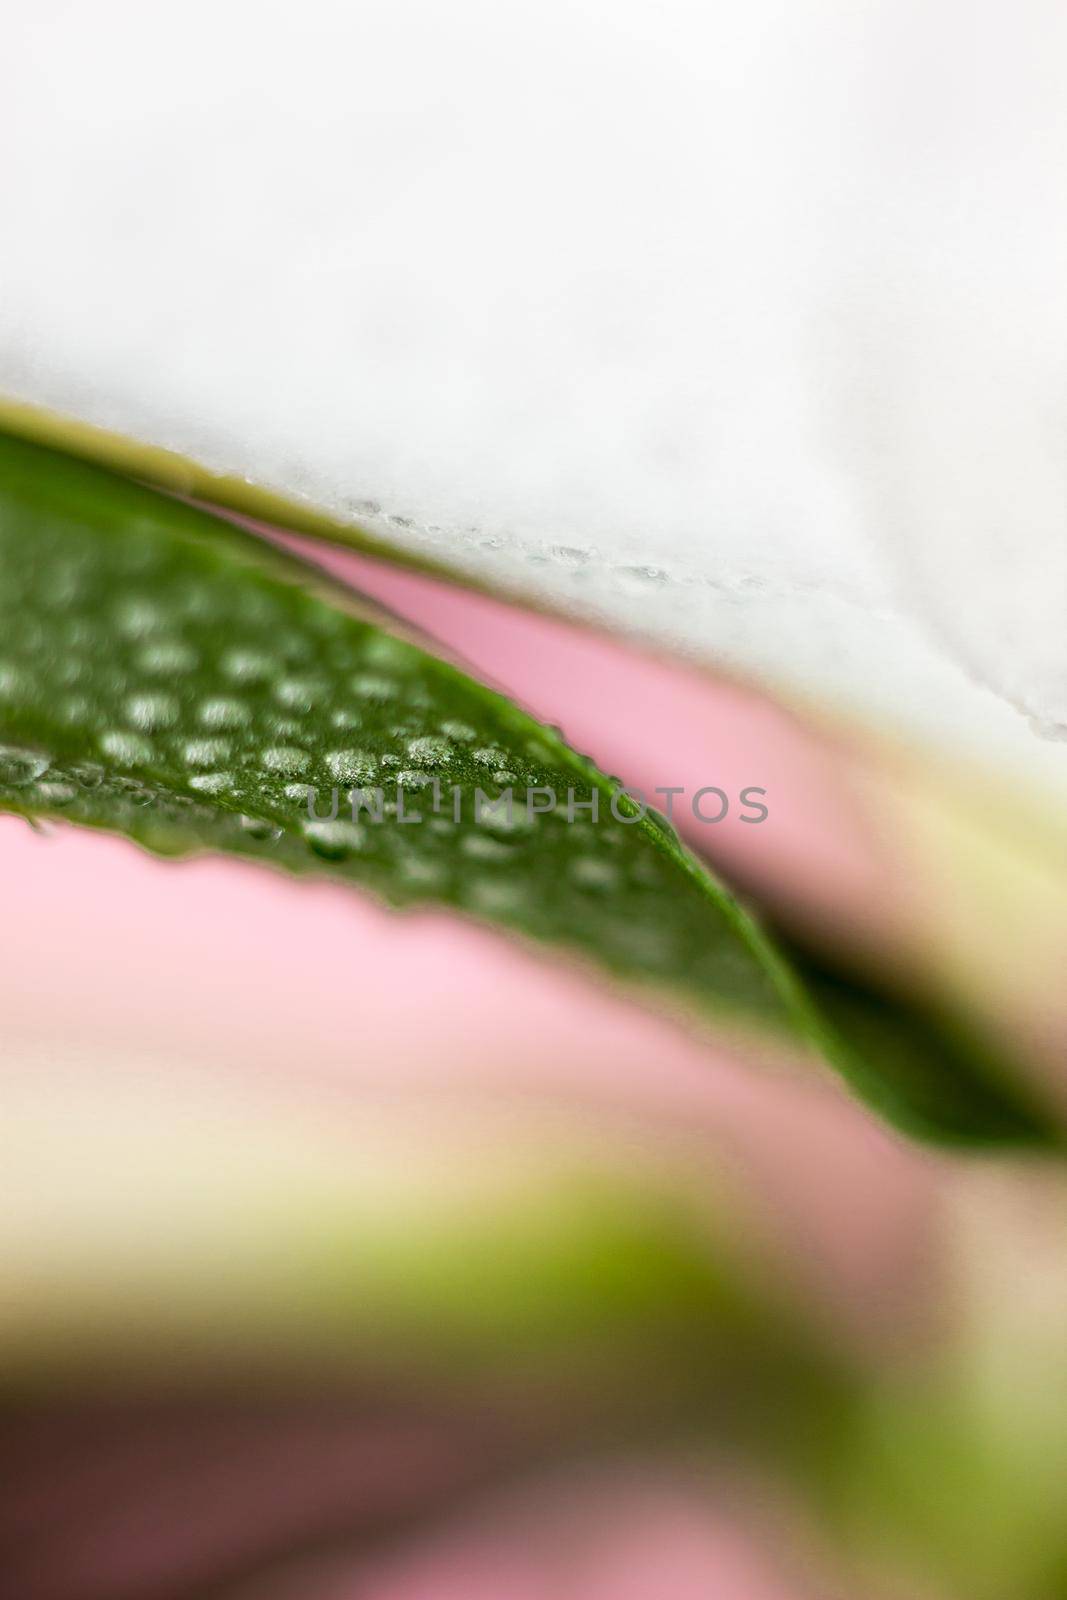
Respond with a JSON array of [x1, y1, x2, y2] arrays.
[[0, 431, 1059, 1150], [776, 942, 1059, 1149]]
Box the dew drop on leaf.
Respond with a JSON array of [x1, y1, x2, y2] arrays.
[[32, 780, 76, 806], [137, 641, 198, 675], [350, 673, 396, 701], [182, 738, 232, 767], [219, 647, 273, 683], [261, 746, 311, 775], [274, 676, 324, 712], [0, 744, 51, 787], [98, 730, 154, 766], [125, 693, 179, 731], [238, 815, 282, 841], [461, 833, 515, 861], [327, 749, 376, 782], [189, 771, 235, 795], [198, 697, 251, 730], [302, 818, 366, 860], [405, 735, 453, 765], [570, 856, 621, 891]]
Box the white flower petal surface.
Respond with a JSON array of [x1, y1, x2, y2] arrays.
[[2, 0, 1065, 786]]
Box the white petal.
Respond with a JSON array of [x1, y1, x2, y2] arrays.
[[2, 0, 1065, 787]]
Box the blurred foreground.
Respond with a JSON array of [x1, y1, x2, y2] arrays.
[[4, 552, 1067, 1599]]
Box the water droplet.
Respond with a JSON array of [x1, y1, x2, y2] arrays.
[[266, 627, 311, 662], [45, 562, 86, 605], [405, 735, 453, 765], [220, 647, 273, 683], [330, 707, 362, 729], [178, 581, 219, 623], [120, 527, 164, 573], [114, 598, 165, 638], [395, 769, 437, 792], [466, 878, 523, 914], [362, 635, 415, 671], [461, 833, 514, 861], [569, 856, 620, 891], [58, 695, 93, 725], [0, 744, 51, 787], [396, 857, 447, 889], [53, 658, 84, 688], [262, 746, 311, 775], [439, 719, 476, 743], [302, 818, 366, 860], [65, 620, 98, 650], [16, 622, 46, 658], [492, 769, 518, 786], [283, 782, 313, 802], [199, 698, 251, 730], [32, 780, 76, 806], [327, 749, 376, 783], [69, 763, 105, 789], [189, 771, 234, 795], [0, 662, 25, 699], [473, 747, 508, 767], [237, 814, 282, 841], [237, 591, 279, 627], [350, 673, 397, 702], [618, 563, 669, 585], [631, 855, 662, 887], [274, 676, 325, 712], [483, 799, 535, 834], [645, 807, 681, 847], [608, 923, 675, 966], [99, 731, 154, 766], [182, 738, 231, 767], [550, 545, 591, 567], [125, 693, 179, 731], [137, 641, 197, 675]]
